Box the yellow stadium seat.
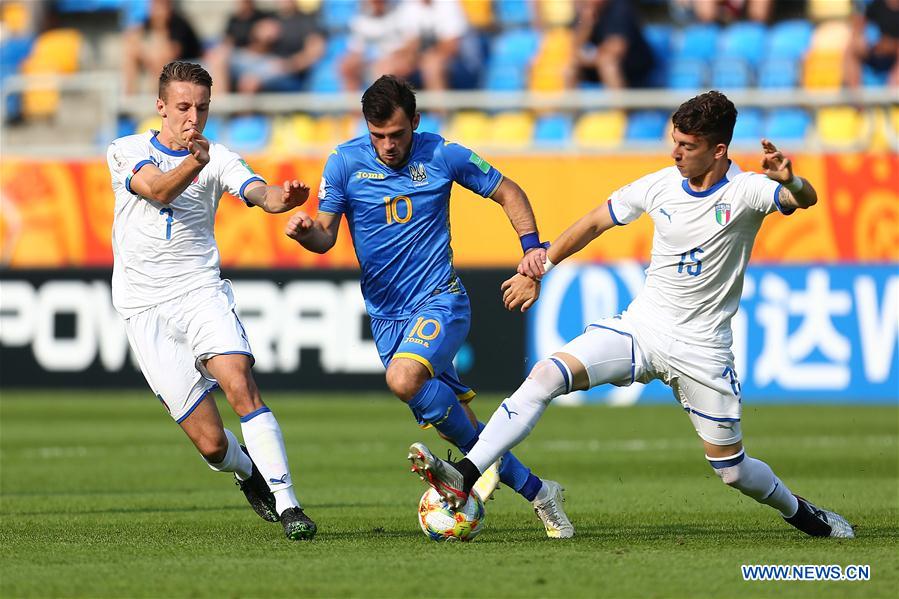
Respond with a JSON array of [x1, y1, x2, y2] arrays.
[[269, 114, 317, 152], [21, 29, 82, 74], [445, 111, 491, 146], [488, 111, 534, 148], [460, 0, 493, 29], [137, 116, 161, 134], [808, 0, 851, 20], [530, 63, 566, 92], [809, 20, 851, 53], [816, 106, 870, 148], [802, 51, 843, 89], [538, 28, 573, 61], [530, 29, 572, 91], [538, 0, 574, 26], [574, 110, 626, 148], [1, 2, 30, 35]]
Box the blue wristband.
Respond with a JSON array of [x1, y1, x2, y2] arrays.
[[520, 232, 549, 253]]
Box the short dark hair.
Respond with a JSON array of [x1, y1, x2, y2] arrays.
[[671, 90, 737, 147], [158, 61, 213, 100], [361, 75, 416, 123]]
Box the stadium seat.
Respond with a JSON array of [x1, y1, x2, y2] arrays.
[[488, 111, 534, 147], [323, 34, 349, 62], [321, 0, 358, 31], [202, 115, 222, 142], [485, 63, 527, 91], [529, 28, 571, 91], [268, 114, 316, 152], [710, 57, 751, 89], [718, 22, 767, 67], [445, 111, 490, 146], [808, 0, 851, 20], [21, 29, 82, 74], [307, 61, 342, 93], [757, 57, 800, 89], [763, 108, 811, 141], [137, 116, 160, 134], [816, 106, 870, 148], [802, 51, 843, 89], [490, 28, 540, 67], [673, 23, 719, 62], [643, 24, 673, 88], [766, 19, 813, 61], [573, 110, 626, 148], [1, 2, 30, 35], [537, 0, 574, 26], [666, 58, 707, 90], [494, 0, 531, 27], [225, 115, 271, 152], [809, 20, 851, 53], [626, 110, 668, 141], [533, 113, 573, 144], [460, 0, 493, 28], [731, 108, 762, 143]]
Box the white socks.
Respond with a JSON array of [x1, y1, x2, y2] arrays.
[[205, 428, 252, 480], [241, 407, 299, 515], [467, 358, 569, 472], [710, 450, 799, 517]]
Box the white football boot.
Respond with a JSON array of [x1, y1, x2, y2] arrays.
[[532, 480, 574, 539]]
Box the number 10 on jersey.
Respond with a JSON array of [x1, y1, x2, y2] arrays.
[[384, 195, 412, 224]]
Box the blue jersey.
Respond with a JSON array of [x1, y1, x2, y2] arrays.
[[318, 131, 503, 318]]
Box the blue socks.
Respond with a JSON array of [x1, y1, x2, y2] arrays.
[[408, 380, 542, 501]]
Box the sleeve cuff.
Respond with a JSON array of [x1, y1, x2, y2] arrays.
[[607, 199, 623, 225], [771, 183, 795, 215], [125, 159, 154, 194], [239, 176, 266, 206]]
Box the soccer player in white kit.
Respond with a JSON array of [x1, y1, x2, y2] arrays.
[[107, 61, 316, 540], [409, 91, 854, 539]]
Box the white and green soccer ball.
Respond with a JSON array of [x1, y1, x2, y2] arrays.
[[417, 487, 485, 542]]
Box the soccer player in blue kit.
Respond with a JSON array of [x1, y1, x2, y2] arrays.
[[285, 75, 574, 538]]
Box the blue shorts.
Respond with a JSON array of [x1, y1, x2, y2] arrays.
[[371, 291, 475, 408]]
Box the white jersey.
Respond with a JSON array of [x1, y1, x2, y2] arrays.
[[107, 130, 264, 318], [608, 161, 788, 350]]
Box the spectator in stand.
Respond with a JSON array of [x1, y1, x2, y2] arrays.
[[228, 0, 325, 93], [399, 0, 476, 91], [568, 0, 654, 89], [122, 0, 202, 94], [668, 0, 772, 25], [207, 0, 272, 92], [845, 0, 899, 87], [340, 0, 416, 91]]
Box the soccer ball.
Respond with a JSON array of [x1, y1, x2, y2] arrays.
[[417, 487, 485, 542]]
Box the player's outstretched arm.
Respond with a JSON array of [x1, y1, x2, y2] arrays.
[[760, 138, 818, 211], [129, 131, 209, 204], [284, 210, 341, 254], [540, 201, 618, 273], [490, 177, 549, 279], [244, 180, 310, 213]]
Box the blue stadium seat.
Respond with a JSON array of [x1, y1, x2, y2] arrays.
[[0, 35, 35, 75], [490, 29, 540, 67], [323, 34, 349, 62], [643, 23, 672, 88], [763, 108, 811, 141], [861, 64, 889, 87], [732, 108, 763, 142], [321, 0, 358, 31], [626, 110, 668, 141], [719, 22, 767, 66], [766, 19, 813, 61], [494, 0, 531, 27], [307, 61, 342, 93], [416, 112, 443, 135], [202, 115, 222, 142], [666, 58, 706, 89], [673, 23, 719, 61], [710, 57, 751, 89], [757, 57, 799, 88], [225, 115, 271, 152], [534, 113, 573, 143], [484, 63, 527, 90]]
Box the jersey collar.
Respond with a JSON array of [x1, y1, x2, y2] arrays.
[[680, 160, 739, 197], [150, 131, 190, 157]]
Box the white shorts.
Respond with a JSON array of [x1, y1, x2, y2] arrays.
[[124, 280, 253, 423], [556, 312, 743, 446]]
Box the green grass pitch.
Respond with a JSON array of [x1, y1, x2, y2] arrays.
[[1, 391, 896, 598]]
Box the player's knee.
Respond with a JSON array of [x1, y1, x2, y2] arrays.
[[385, 364, 426, 402], [708, 451, 746, 487], [221, 376, 261, 413], [527, 358, 572, 399], [197, 432, 228, 462], [713, 464, 741, 487]]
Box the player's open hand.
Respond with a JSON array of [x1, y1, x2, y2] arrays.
[[281, 179, 310, 210], [760, 138, 793, 183], [185, 130, 210, 165], [518, 247, 547, 279], [501, 273, 541, 312], [285, 211, 314, 240]]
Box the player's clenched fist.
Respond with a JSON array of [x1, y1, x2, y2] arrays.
[[285, 211, 314, 240], [185, 130, 210, 165], [501, 273, 541, 312]]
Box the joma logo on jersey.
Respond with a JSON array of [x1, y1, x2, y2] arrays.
[[356, 171, 385, 180], [409, 162, 429, 186], [715, 202, 731, 226]]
